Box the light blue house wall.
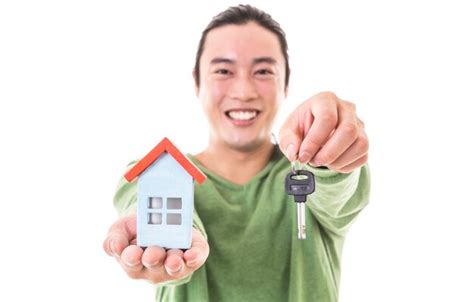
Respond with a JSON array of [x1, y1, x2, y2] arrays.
[[137, 152, 193, 249]]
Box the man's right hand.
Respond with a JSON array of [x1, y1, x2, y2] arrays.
[[103, 213, 209, 284]]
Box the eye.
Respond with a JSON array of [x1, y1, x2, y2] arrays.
[[215, 69, 231, 75], [256, 69, 273, 75]]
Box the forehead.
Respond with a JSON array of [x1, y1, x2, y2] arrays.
[[201, 22, 284, 64]]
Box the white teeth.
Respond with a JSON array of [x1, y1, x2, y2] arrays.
[[228, 110, 258, 121]]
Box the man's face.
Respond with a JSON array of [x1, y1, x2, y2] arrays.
[[194, 22, 287, 152]]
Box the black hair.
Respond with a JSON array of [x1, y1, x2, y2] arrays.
[[194, 4, 290, 88]]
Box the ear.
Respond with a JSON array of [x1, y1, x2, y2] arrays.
[[192, 69, 199, 97]]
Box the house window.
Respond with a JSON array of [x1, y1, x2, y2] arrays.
[[148, 197, 163, 225], [148, 197, 163, 209], [167, 213, 182, 225], [148, 213, 162, 224], [147, 197, 183, 225], [167, 197, 182, 209], [166, 197, 182, 225]]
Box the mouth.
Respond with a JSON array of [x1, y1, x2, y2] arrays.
[[224, 109, 261, 122]]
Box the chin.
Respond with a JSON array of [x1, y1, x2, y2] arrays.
[[223, 136, 268, 152]]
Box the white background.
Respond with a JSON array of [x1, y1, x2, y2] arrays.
[[1, 1, 473, 301]]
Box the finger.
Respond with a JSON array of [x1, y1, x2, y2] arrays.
[[334, 153, 369, 174], [103, 214, 137, 258], [310, 101, 358, 167], [298, 98, 338, 163], [279, 114, 303, 161], [164, 249, 185, 276], [326, 133, 369, 170], [142, 246, 167, 269], [141, 246, 168, 284], [120, 245, 144, 279], [183, 229, 210, 268], [104, 233, 129, 259]]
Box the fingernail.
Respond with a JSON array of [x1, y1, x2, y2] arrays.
[[186, 258, 198, 267], [110, 241, 118, 257], [285, 144, 296, 161], [143, 260, 158, 268], [124, 260, 140, 267], [165, 264, 182, 275]]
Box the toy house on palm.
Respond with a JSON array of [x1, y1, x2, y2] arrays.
[[124, 138, 206, 249]]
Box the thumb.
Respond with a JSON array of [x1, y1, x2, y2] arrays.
[[183, 228, 209, 268], [279, 115, 303, 162], [104, 214, 137, 258]]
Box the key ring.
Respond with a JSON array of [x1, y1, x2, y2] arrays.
[[291, 160, 304, 174]]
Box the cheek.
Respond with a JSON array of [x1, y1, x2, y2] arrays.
[[257, 82, 282, 122], [208, 80, 228, 102], [201, 80, 227, 117], [256, 80, 278, 98], [256, 81, 281, 110]]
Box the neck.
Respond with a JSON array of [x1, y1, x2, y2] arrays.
[[194, 139, 275, 185]]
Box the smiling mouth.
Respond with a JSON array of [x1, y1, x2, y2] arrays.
[[225, 110, 260, 121]]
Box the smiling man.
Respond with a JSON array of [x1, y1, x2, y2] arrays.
[[104, 5, 371, 302]]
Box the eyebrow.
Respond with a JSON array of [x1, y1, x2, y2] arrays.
[[253, 57, 277, 65], [210, 56, 277, 65]]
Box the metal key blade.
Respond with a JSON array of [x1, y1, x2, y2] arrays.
[[297, 202, 306, 239], [285, 169, 315, 240]]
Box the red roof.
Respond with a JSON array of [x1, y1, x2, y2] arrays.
[[124, 137, 206, 184]]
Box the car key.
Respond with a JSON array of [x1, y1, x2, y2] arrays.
[[285, 168, 315, 240]]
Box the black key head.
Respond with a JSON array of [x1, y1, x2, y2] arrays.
[[285, 170, 315, 203]]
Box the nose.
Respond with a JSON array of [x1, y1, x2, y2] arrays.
[[228, 73, 258, 102]]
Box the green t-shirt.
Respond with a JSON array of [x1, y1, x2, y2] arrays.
[[113, 145, 371, 302]]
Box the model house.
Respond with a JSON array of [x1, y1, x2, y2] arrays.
[[124, 137, 206, 249]]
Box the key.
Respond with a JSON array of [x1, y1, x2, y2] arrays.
[[285, 168, 315, 240], [291, 160, 301, 174]]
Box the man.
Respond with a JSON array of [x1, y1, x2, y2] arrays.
[[103, 4, 370, 302]]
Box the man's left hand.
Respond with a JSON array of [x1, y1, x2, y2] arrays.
[[279, 91, 369, 174]]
